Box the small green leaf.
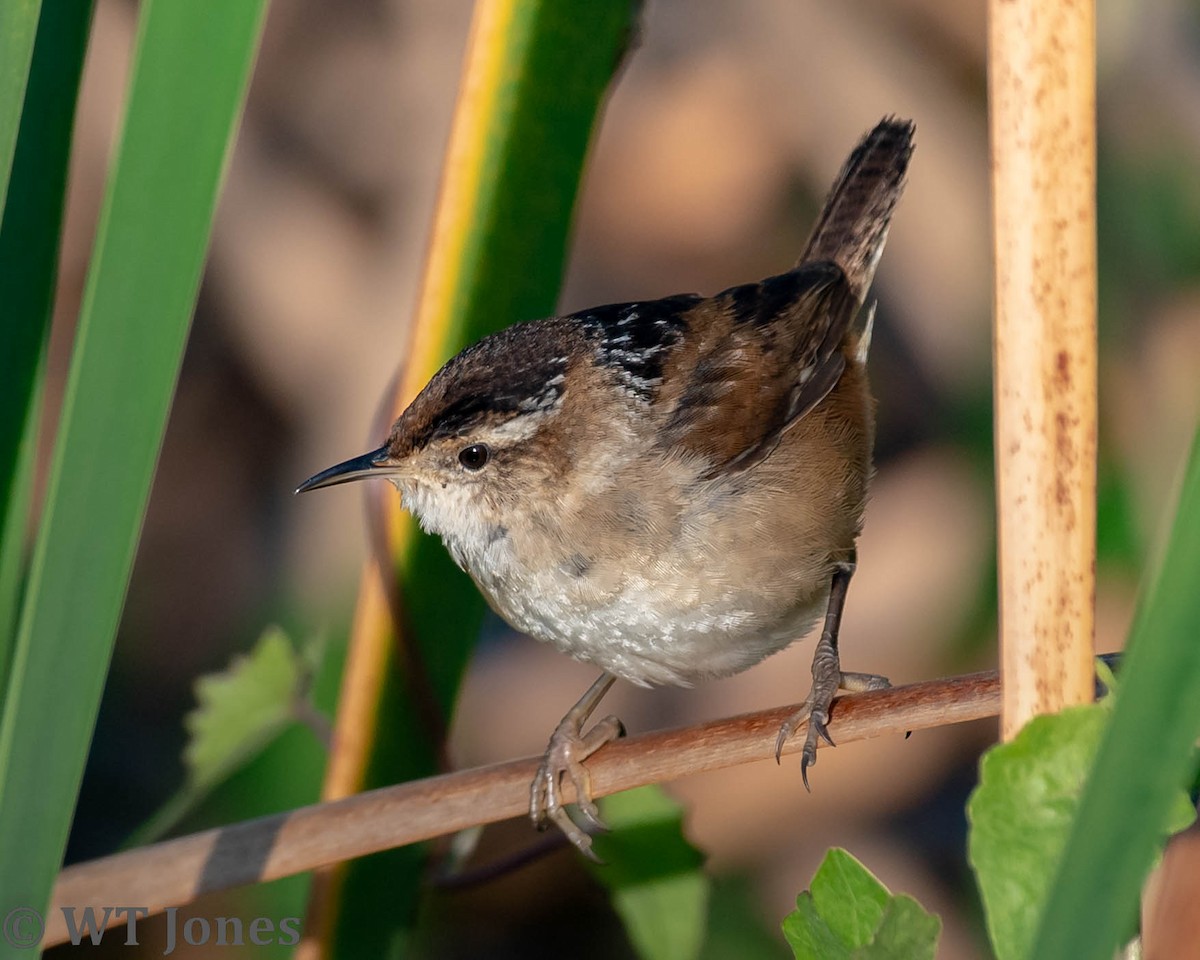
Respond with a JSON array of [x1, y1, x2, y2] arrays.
[[590, 785, 710, 960], [186, 627, 306, 788], [126, 628, 321, 846], [809, 846, 890, 946], [783, 895, 849, 960], [782, 848, 940, 960], [968, 699, 1195, 960]]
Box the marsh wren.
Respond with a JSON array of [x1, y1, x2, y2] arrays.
[[299, 118, 914, 857]]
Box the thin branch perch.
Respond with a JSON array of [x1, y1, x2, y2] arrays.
[[47, 671, 998, 947]]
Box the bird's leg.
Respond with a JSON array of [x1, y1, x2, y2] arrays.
[[530, 672, 624, 859], [775, 551, 889, 787]]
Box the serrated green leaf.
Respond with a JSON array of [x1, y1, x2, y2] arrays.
[[968, 699, 1195, 960], [783, 895, 849, 960], [590, 785, 710, 960], [125, 628, 318, 847], [810, 846, 890, 947], [782, 848, 940, 960], [185, 628, 304, 788], [861, 897, 941, 960]]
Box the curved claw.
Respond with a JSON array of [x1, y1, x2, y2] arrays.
[[777, 704, 810, 760], [574, 791, 608, 834], [778, 668, 889, 785], [774, 718, 796, 765], [774, 700, 831, 764], [813, 715, 835, 748], [799, 709, 833, 791], [529, 714, 623, 858]]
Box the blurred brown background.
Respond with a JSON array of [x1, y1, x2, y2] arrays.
[[46, 0, 1200, 957]]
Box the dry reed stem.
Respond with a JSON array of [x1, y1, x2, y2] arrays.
[[989, 0, 1098, 739]]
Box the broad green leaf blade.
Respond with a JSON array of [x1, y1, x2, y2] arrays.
[[590, 786, 710, 960], [970, 685, 1194, 960], [968, 704, 1108, 960], [1030, 424, 1200, 960], [782, 848, 940, 960], [0, 0, 40, 211], [0, 0, 268, 935], [318, 1, 638, 954], [126, 628, 314, 847], [0, 398, 38, 686], [0, 0, 94, 679]]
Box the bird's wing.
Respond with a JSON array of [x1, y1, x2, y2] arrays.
[[656, 262, 858, 478]]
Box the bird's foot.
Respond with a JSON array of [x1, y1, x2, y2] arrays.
[[775, 642, 889, 788], [530, 713, 624, 860]]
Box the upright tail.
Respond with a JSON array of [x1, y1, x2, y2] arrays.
[[798, 117, 914, 304]]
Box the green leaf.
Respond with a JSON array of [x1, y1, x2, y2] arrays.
[[863, 898, 943, 960], [809, 846, 890, 946], [127, 628, 318, 846], [782, 848, 940, 960], [0, 0, 94, 679], [784, 894, 852, 960], [1027, 422, 1200, 960], [0, 0, 40, 210], [970, 682, 1196, 960], [187, 628, 308, 787], [0, 0, 267, 935], [968, 704, 1108, 960], [590, 786, 710, 960]]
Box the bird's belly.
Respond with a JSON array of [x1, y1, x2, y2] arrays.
[[475, 558, 827, 687]]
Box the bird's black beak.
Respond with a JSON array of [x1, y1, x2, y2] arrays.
[[295, 444, 394, 494]]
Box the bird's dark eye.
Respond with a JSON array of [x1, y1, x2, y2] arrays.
[[458, 443, 490, 471]]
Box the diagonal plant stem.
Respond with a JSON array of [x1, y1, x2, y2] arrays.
[[50, 670, 1006, 948], [303, 1, 641, 954]]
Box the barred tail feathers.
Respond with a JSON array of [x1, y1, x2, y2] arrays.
[[798, 117, 914, 304]]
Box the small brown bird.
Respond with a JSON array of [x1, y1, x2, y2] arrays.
[[299, 117, 914, 857]]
